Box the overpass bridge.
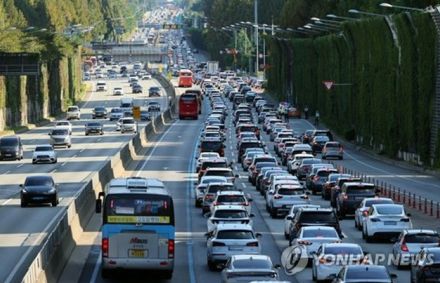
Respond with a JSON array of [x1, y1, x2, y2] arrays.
[[91, 41, 167, 63]]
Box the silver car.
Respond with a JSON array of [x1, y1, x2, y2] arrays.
[[206, 224, 262, 270], [207, 205, 254, 232], [49, 128, 71, 148], [66, 105, 80, 120], [354, 197, 394, 230], [221, 254, 280, 283], [120, 118, 137, 133], [32, 144, 57, 164], [291, 226, 341, 259]]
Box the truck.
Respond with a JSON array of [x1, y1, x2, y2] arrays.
[[207, 61, 219, 75]]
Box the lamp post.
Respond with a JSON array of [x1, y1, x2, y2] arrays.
[[311, 17, 342, 25], [348, 9, 386, 17], [379, 2, 427, 12], [313, 20, 341, 29], [326, 14, 357, 21], [304, 24, 333, 32], [254, 0, 259, 76]]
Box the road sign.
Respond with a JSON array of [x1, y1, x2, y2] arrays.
[[322, 80, 334, 90], [133, 106, 141, 120]]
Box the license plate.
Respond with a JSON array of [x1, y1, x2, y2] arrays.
[[129, 249, 147, 257], [384, 221, 397, 225], [33, 197, 44, 200], [4, 154, 11, 156]]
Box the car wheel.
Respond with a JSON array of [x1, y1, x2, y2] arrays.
[[354, 218, 358, 229], [362, 227, 366, 239], [68, 145, 71, 148], [52, 200, 58, 207], [53, 159, 57, 164], [284, 231, 289, 240], [32, 160, 36, 164], [101, 268, 111, 279], [162, 271, 172, 279], [270, 208, 277, 218], [85, 133, 89, 136], [312, 266, 317, 281], [20, 201, 27, 207], [207, 258, 216, 271]]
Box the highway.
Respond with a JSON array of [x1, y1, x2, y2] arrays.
[[0, 67, 168, 283]]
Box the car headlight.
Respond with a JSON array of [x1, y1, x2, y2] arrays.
[[48, 188, 56, 193], [21, 188, 27, 193]]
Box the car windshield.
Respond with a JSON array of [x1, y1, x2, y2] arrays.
[[205, 170, 233, 177], [217, 230, 254, 239], [255, 158, 276, 164], [51, 129, 68, 135], [376, 206, 403, 215], [111, 108, 122, 113], [365, 199, 393, 207], [329, 174, 350, 182], [324, 246, 363, 256], [278, 188, 305, 195], [122, 119, 135, 124], [201, 178, 226, 185], [405, 234, 440, 243], [346, 268, 389, 280], [95, 107, 106, 111], [302, 229, 338, 238], [317, 170, 336, 177], [35, 146, 52, 152], [300, 212, 336, 222], [217, 195, 245, 203], [200, 153, 219, 159], [256, 162, 277, 170], [0, 138, 17, 146], [57, 122, 69, 126], [232, 259, 272, 269], [25, 177, 53, 186], [201, 161, 227, 170], [302, 159, 322, 165], [67, 107, 78, 112], [214, 210, 247, 218]]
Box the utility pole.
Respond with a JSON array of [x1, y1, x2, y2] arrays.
[[254, 0, 259, 75]]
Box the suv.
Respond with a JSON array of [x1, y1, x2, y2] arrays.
[[200, 138, 225, 157], [149, 86, 161, 97], [92, 106, 108, 119], [322, 141, 344, 160], [49, 128, 71, 148], [66, 105, 81, 120], [309, 167, 339, 195], [237, 139, 265, 162], [85, 121, 104, 135], [288, 207, 342, 244], [0, 136, 23, 160], [266, 184, 309, 218], [202, 182, 236, 214], [336, 182, 378, 218], [330, 177, 363, 208]]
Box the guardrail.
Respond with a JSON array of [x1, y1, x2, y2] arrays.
[[19, 78, 176, 283]]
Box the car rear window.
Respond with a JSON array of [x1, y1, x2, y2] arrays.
[[217, 230, 253, 239], [364, 199, 393, 207], [376, 206, 403, 215], [256, 162, 277, 170], [405, 234, 440, 243], [278, 188, 305, 195], [201, 141, 223, 151], [67, 107, 78, 112], [317, 170, 337, 177], [217, 195, 246, 203], [232, 259, 271, 269], [302, 229, 338, 238], [214, 210, 247, 218], [255, 157, 276, 164], [346, 268, 389, 280], [324, 246, 363, 256], [300, 211, 336, 222], [201, 161, 227, 170], [205, 170, 233, 177]]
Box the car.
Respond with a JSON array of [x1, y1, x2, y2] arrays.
[[206, 205, 254, 232], [206, 224, 262, 270], [92, 106, 108, 119], [85, 121, 104, 135], [195, 177, 228, 207], [0, 135, 24, 160], [20, 175, 59, 207], [312, 243, 366, 282], [296, 158, 323, 181], [311, 135, 330, 154], [322, 141, 344, 160], [330, 177, 363, 208], [66, 105, 80, 120], [362, 204, 412, 242], [198, 158, 230, 180], [202, 182, 237, 214], [336, 182, 378, 218], [248, 162, 278, 186], [196, 152, 221, 172], [149, 86, 161, 97], [284, 204, 321, 239], [120, 118, 137, 133], [148, 101, 161, 112], [410, 247, 440, 283], [203, 167, 238, 185], [288, 207, 342, 244], [266, 184, 310, 218], [112, 87, 124, 95], [287, 153, 315, 174], [140, 110, 151, 121], [328, 265, 397, 283], [322, 173, 352, 200], [392, 229, 440, 267], [96, 81, 107, 91], [210, 191, 251, 214], [32, 144, 57, 164], [354, 197, 394, 230], [49, 128, 71, 148], [305, 164, 335, 191], [200, 137, 225, 157], [291, 226, 341, 259], [55, 120, 72, 134], [109, 108, 124, 121], [220, 255, 281, 283], [309, 167, 339, 195], [132, 84, 143, 93], [141, 73, 152, 80]]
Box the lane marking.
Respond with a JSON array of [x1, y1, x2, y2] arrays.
[[51, 169, 57, 173], [61, 162, 67, 167], [241, 183, 246, 188], [80, 148, 85, 153], [16, 164, 24, 168], [2, 171, 10, 175]]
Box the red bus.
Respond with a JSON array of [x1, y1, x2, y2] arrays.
[[178, 69, 193, 87], [185, 89, 202, 114], [179, 93, 199, 120]]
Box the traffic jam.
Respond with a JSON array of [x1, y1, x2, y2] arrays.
[[188, 70, 440, 283]]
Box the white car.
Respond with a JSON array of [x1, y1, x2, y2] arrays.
[[66, 105, 80, 120], [287, 153, 314, 174], [55, 120, 72, 134], [206, 224, 262, 270], [203, 168, 238, 184], [354, 197, 394, 230], [210, 191, 251, 214], [362, 204, 412, 242], [284, 204, 321, 239], [120, 118, 137, 133], [195, 177, 228, 208], [112, 87, 124, 95], [32, 144, 57, 164], [196, 152, 221, 171], [109, 108, 124, 121], [207, 205, 254, 232], [49, 128, 71, 148], [266, 184, 310, 218], [312, 243, 365, 282], [291, 226, 341, 259]]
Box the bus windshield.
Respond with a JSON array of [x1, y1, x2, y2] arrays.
[[179, 70, 192, 77], [104, 194, 174, 225]]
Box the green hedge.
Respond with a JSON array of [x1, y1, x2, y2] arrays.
[[268, 13, 437, 166]]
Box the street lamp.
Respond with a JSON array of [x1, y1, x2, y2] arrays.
[[304, 24, 333, 32], [297, 27, 321, 34], [313, 20, 341, 29], [326, 14, 357, 21], [311, 17, 342, 25], [349, 9, 386, 17], [379, 2, 428, 12]]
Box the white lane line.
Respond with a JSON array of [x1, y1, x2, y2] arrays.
[[16, 164, 24, 168], [89, 253, 101, 283], [97, 138, 102, 142], [61, 162, 67, 167], [2, 171, 10, 175], [241, 183, 246, 188], [80, 148, 85, 153], [51, 169, 57, 173]]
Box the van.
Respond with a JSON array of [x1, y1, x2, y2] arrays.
[[96, 81, 107, 92], [0, 136, 23, 160]]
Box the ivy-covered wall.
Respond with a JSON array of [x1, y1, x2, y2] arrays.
[[267, 13, 437, 165]]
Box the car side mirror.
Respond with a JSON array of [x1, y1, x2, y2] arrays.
[[305, 191, 311, 195], [204, 232, 213, 238], [235, 174, 239, 178], [363, 251, 369, 256], [95, 199, 102, 213], [48, 133, 51, 135], [255, 233, 262, 238], [194, 182, 198, 186], [19, 184, 23, 188]]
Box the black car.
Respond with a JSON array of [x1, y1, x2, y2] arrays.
[[411, 248, 440, 283], [149, 86, 161, 97], [85, 122, 104, 135], [132, 84, 143, 94], [148, 102, 161, 112], [237, 139, 265, 163], [92, 106, 107, 119], [199, 138, 225, 157], [336, 182, 378, 218], [20, 175, 59, 207], [140, 110, 151, 121], [288, 207, 342, 244], [0, 136, 23, 160]]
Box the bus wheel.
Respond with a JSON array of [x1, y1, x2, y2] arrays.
[[163, 271, 173, 279], [101, 268, 111, 279]]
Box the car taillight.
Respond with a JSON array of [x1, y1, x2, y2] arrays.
[[343, 194, 348, 200], [279, 144, 285, 148], [212, 241, 226, 246], [362, 210, 369, 216], [319, 257, 332, 264], [102, 238, 109, 257], [246, 242, 259, 247], [220, 148, 224, 156], [274, 195, 283, 199], [168, 239, 175, 258], [401, 241, 409, 252]]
